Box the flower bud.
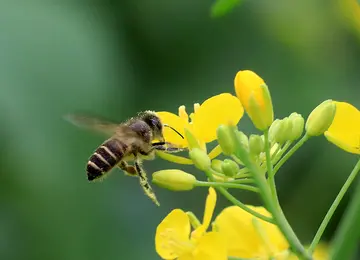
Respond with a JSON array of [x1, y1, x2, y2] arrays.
[[184, 128, 200, 149], [306, 100, 336, 136], [269, 119, 281, 144], [236, 131, 249, 150], [289, 112, 304, 141], [152, 169, 196, 191], [211, 159, 223, 173], [189, 148, 211, 171], [234, 70, 274, 131], [221, 159, 240, 177], [216, 125, 235, 155], [249, 134, 264, 155], [277, 117, 293, 144]]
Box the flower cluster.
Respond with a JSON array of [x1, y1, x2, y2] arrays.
[[152, 69, 359, 259]]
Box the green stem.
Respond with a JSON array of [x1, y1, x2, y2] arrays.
[[235, 167, 251, 177], [273, 134, 310, 176], [205, 169, 275, 224], [309, 159, 360, 254], [272, 141, 292, 164], [230, 127, 311, 260], [271, 143, 282, 160], [229, 179, 254, 184], [195, 181, 259, 193], [235, 173, 252, 179], [264, 130, 277, 203]]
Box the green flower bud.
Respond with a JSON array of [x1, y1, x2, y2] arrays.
[[277, 117, 293, 144], [221, 159, 240, 177], [152, 169, 196, 191], [189, 148, 211, 171], [269, 119, 281, 144], [216, 125, 235, 155], [249, 134, 265, 155], [236, 131, 249, 150], [184, 128, 200, 150], [306, 100, 336, 136], [289, 112, 304, 140], [211, 159, 223, 173]]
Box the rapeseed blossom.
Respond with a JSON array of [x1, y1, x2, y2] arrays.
[[156, 93, 243, 164], [325, 101, 360, 154], [155, 188, 226, 260]]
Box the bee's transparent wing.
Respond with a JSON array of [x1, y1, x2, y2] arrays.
[[64, 114, 120, 136]]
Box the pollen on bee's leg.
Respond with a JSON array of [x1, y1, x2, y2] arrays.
[[135, 160, 160, 206]]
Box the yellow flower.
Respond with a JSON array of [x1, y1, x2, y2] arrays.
[[234, 70, 274, 131], [157, 93, 243, 149], [155, 188, 226, 260], [324, 101, 360, 154], [214, 205, 289, 259], [286, 243, 330, 260]]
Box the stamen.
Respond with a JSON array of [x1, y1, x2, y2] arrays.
[[160, 228, 194, 256], [252, 218, 276, 257], [193, 103, 200, 113], [178, 105, 189, 123]]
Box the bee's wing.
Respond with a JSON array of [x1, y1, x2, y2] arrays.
[[64, 114, 120, 136]]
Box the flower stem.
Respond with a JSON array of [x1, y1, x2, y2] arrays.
[[273, 134, 310, 176], [229, 179, 254, 184], [272, 141, 292, 164], [264, 130, 277, 202], [195, 181, 259, 193], [230, 126, 311, 259], [309, 158, 360, 255], [205, 169, 275, 224]]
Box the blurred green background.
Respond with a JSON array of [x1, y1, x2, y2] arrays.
[[1, 1, 359, 259]]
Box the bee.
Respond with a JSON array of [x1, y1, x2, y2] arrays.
[[65, 111, 185, 206]]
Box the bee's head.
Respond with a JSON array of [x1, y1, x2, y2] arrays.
[[139, 111, 165, 142]]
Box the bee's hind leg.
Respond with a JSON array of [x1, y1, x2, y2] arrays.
[[118, 161, 137, 177], [134, 158, 160, 206]]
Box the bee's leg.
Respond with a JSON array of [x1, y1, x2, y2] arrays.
[[118, 161, 137, 177], [134, 158, 160, 206], [152, 142, 187, 153]]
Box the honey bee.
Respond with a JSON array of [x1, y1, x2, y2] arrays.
[[65, 111, 185, 206]]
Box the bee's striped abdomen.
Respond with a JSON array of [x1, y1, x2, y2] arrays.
[[87, 139, 128, 181]]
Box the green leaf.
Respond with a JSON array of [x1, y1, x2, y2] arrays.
[[211, 0, 243, 18]]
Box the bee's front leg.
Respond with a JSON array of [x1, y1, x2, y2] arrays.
[[152, 142, 187, 153]]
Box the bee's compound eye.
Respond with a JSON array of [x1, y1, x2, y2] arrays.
[[151, 118, 162, 130]]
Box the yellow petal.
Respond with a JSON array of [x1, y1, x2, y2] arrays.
[[178, 254, 194, 260], [202, 187, 217, 230], [155, 209, 191, 259], [234, 70, 265, 111], [324, 102, 360, 154], [208, 145, 223, 160], [234, 71, 273, 130], [193, 232, 227, 260], [214, 206, 288, 258], [157, 112, 188, 147], [191, 187, 217, 241], [191, 93, 243, 143]]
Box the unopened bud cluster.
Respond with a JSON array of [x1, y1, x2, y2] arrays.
[[269, 113, 305, 144]]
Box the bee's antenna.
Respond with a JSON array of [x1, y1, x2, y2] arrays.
[[164, 124, 184, 139]]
